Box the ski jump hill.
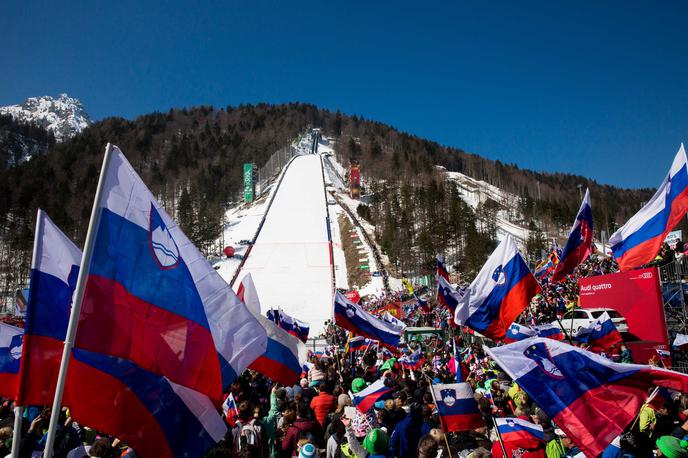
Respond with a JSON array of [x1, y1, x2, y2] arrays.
[[233, 153, 334, 334]]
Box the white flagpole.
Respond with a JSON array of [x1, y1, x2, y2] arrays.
[[44, 144, 115, 458]]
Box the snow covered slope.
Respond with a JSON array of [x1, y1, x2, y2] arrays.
[[232, 153, 333, 334], [0, 94, 91, 142]]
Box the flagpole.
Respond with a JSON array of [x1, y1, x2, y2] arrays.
[[555, 315, 574, 345], [10, 406, 22, 458], [422, 370, 454, 458], [629, 386, 660, 432], [44, 143, 115, 458], [491, 416, 509, 457]]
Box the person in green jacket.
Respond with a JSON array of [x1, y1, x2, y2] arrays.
[[546, 428, 571, 458], [261, 384, 286, 458]]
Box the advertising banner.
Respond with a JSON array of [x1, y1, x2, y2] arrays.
[[578, 267, 669, 363], [243, 163, 254, 203]]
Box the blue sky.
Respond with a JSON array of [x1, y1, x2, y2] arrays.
[[2, 0, 687, 189]]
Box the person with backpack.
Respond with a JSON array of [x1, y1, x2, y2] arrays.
[[232, 401, 266, 458]]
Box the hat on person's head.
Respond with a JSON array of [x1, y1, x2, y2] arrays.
[[363, 428, 388, 454], [338, 393, 352, 408], [554, 428, 566, 437], [656, 436, 688, 458], [352, 378, 367, 394], [300, 378, 309, 388], [298, 443, 317, 458]]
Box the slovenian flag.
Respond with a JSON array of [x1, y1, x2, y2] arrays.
[[437, 276, 463, 325], [534, 324, 566, 341], [382, 312, 407, 332], [436, 255, 450, 281], [432, 382, 483, 432], [399, 347, 424, 370], [222, 393, 239, 427], [0, 322, 23, 399], [334, 291, 402, 347], [552, 189, 593, 283], [495, 417, 545, 449], [455, 234, 541, 340], [18, 210, 81, 406], [485, 338, 688, 457], [574, 311, 622, 350], [611, 144, 688, 271], [350, 378, 392, 412], [504, 323, 537, 343], [239, 274, 307, 386], [348, 336, 376, 352], [72, 145, 267, 403], [266, 309, 310, 343]]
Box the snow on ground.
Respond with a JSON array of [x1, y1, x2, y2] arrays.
[[328, 203, 349, 291], [232, 153, 333, 334]]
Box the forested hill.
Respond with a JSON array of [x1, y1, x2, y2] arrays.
[[0, 102, 655, 287]]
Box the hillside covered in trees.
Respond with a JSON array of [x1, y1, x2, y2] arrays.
[[0, 102, 658, 302]]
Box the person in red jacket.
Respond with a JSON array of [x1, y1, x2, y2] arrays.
[[310, 382, 336, 428]]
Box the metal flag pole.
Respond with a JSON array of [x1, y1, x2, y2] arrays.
[[44, 144, 115, 458], [11, 209, 46, 457]]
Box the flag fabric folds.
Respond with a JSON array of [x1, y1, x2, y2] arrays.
[[348, 336, 376, 352], [432, 382, 483, 432], [437, 276, 463, 325], [398, 348, 424, 370], [266, 308, 310, 343], [551, 189, 593, 283], [65, 348, 227, 458], [534, 250, 559, 280], [533, 324, 566, 341], [495, 417, 544, 449], [18, 209, 81, 406], [334, 291, 402, 347], [381, 312, 407, 332], [350, 378, 392, 413], [0, 323, 23, 399], [485, 337, 688, 457], [504, 323, 537, 343], [673, 333, 688, 350], [222, 393, 239, 427], [74, 146, 266, 403], [454, 235, 541, 340], [611, 144, 688, 271], [573, 311, 622, 350], [239, 274, 307, 386]]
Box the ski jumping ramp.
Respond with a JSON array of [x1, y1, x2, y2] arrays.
[[234, 154, 333, 334]]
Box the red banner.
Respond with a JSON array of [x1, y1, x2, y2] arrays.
[[345, 290, 361, 304], [578, 267, 669, 364]]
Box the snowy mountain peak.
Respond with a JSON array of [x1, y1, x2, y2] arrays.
[[0, 93, 91, 142]]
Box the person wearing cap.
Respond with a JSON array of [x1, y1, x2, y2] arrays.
[[297, 441, 318, 458], [656, 436, 688, 457], [545, 428, 572, 458]]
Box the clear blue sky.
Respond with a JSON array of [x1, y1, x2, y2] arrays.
[[2, 0, 687, 189]]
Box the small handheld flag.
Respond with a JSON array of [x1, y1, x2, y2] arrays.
[[431, 382, 483, 432]]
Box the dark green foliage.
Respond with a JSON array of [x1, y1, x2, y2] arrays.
[[526, 220, 547, 260]]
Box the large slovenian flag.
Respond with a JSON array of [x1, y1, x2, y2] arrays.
[[495, 417, 545, 449], [0, 323, 23, 399], [266, 309, 310, 343], [17, 210, 81, 406], [350, 378, 393, 412], [455, 234, 541, 340], [504, 323, 537, 343], [65, 348, 227, 458], [611, 144, 688, 271], [334, 291, 402, 347], [238, 274, 307, 386], [432, 382, 483, 432], [73, 145, 266, 403], [485, 337, 688, 457], [574, 311, 622, 350], [552, 189, 593, 283]]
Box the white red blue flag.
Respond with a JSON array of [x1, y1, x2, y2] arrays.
[[222, 393, 239, 427], [454, 234, 541, 340], [350, 378, 392, 412], [334, 291, 402, 347], [485, 337, 688, 457], [73, 146, 266, 403], [266, 308, 310, 343], [574, 311, 622, 350], [65, 349, 227, 458], [533, 323, 566, 341], [495, 417, 544, 449], [552, 189, 593, 282], [238, 274, 307, 386], [504, 323, 537, 343], [436, 255, 450, 281], [18, 209, 81, 406], [399, 347, 424, 370], [382, 312, 407, 332], [0, 322, 22, 399], [611, 144, 688, 270], [348, 336, 376, 352], [437, 276, 463, 325], [432, 382, 483, 432]]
